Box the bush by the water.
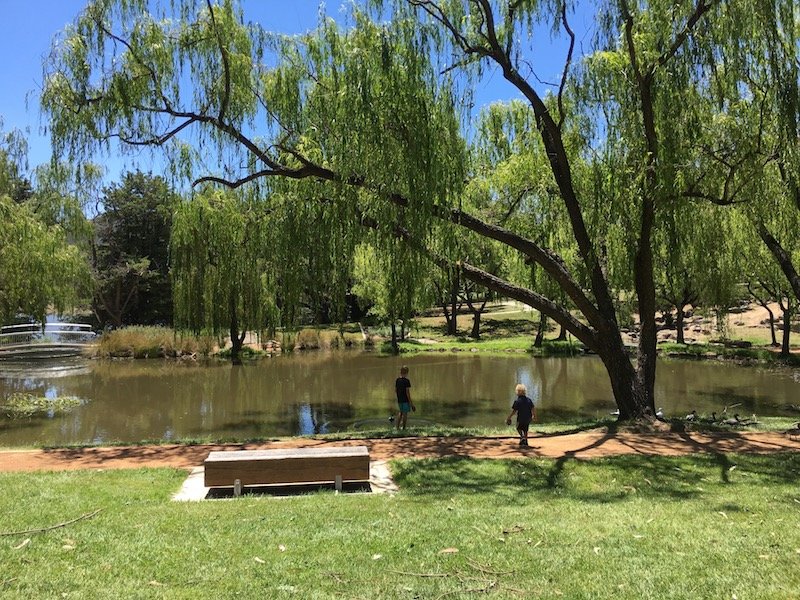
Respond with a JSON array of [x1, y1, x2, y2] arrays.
[[95, 326, 216, 358]]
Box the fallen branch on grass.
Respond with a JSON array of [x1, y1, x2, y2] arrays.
[[0, 509, 102, 537]]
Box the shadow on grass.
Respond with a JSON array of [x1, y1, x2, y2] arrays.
[[391, 451, 800, 505]]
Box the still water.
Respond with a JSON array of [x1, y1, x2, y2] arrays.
[[1, 351, 799, 446]]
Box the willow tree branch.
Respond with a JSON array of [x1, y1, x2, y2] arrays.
[[756, 222, 800, 302], [557, 0, 575, 130], [360, 211, 598, 347], [654, 0, 720, 72], [206, 0, 232, 123]]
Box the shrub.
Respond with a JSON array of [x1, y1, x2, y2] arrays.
[[294, 328, 321, 350]]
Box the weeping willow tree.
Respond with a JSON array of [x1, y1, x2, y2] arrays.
[[678, 0, 800, 317], [0, 125, 91, 325], [171, 188, 279, 360], [43, 0, 735, 420], [0, 196, 90, 325], [351, 239, 422, 352], [470, 99, 579, 344]]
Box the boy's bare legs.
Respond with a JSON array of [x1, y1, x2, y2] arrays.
[[517, 426, 528, 446]]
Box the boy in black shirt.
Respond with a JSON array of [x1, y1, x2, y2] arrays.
[[395, 365, 415, 430], [506, 383, 536, 446]]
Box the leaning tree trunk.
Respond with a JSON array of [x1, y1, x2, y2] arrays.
[[763, 302, 779, 346]]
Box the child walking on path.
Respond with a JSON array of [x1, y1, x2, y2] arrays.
[[506, 383, 536, 446], [395, 365, 415, 430]]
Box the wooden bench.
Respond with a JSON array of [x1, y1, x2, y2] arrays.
[[203, 446, 370, 493]]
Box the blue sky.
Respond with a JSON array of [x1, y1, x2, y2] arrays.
[[0, 1, 592, 183]]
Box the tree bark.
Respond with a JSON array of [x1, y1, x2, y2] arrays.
[[228, 291, 245, 364], [780, 298, 792, 358], [766, 305, 778, 346], [470, 310, 481, 339], [757, 223, 800, 303], [390, 321, 399, 355], [448, 272, 459, 336], [534, 312, 546, 347], [675, 305, 686, 345]]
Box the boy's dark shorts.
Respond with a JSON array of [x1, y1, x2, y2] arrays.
[[516, 420, 531, 433], [398, 401, 411, 414]]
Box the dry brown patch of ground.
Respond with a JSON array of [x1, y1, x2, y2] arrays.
[[1, 430, 799, 473]]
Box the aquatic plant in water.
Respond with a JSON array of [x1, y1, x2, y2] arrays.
[[0, 393, 84, 418]]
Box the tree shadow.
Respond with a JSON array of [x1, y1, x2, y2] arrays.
[[391, 438, 800, 505]]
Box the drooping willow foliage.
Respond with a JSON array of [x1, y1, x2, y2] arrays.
[[44, 0, 468, 333], [0, 196, 90, 324], [170, 188, 277, 337]]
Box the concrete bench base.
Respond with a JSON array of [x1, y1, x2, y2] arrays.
[[203, 446, 370, 489]]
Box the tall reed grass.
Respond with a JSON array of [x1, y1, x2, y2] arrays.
[[289, 328, 366, 351], [94, 326, 217, 358]]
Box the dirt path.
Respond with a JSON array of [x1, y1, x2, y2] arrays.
[[1, 430, 799, 473]]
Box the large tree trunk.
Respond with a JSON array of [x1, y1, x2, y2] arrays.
[[459, 264, 656, 420], [598, 338, 655, 420]]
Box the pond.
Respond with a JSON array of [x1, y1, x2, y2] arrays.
[[1, 351, 799, 446]]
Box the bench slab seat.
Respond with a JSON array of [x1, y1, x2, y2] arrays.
[[203, 446, 370, 488]]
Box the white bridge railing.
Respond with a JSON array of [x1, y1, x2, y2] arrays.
[[0, 322, 97, 347]]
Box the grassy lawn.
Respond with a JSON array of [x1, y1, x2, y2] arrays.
[[1, 453, 799, 599]]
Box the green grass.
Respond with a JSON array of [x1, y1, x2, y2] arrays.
[[1, 454, 799, 598], [659, 341, 800, 365], [389, 334, 584, 356]]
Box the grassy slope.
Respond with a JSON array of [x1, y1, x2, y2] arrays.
[[1, 453, 799, 599]]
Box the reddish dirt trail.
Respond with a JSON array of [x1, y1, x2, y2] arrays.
[[1, 431, 798, 473]]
